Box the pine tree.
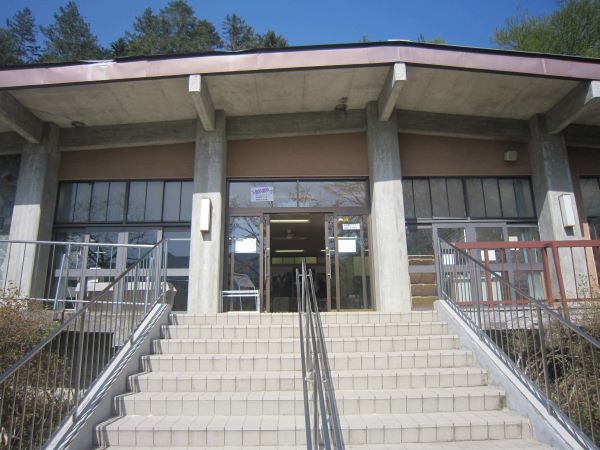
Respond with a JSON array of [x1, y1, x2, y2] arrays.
[[222, 14, 256, 51]]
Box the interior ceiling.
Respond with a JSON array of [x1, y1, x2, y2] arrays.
[[2, 64, 597, 134], [270, 213, 325, 256]]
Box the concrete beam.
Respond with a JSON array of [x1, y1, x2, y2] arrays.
[[396, 110, 529, 142], [377, 63, 406, 121], [0, 91, 43, 143], [564, 124, 600, 148], [189, 74, 215, 132], [59, 120, 196, 151], [227, 110, 366, 140], [0, 132, 25, 154], [546, 80, 600, 134]]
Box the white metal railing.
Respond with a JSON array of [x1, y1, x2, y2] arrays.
[[0, 239, 167, 449]]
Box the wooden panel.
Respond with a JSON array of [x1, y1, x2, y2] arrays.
[[59, 143, 194, 180], [227, 133, 368, 178]]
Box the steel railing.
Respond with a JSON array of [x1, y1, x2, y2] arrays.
[[438, 237, 600, 449], [0, 239, 167, 450], [296, 261, 344, 450], [0, 239, 156, 319]]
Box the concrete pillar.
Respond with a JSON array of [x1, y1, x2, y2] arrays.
[[187, 113, 227, 313], [366, 102, 411, 312], [7, 124, 60, 296], [528, 114, 585, 299]]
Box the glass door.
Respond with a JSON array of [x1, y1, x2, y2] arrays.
[[327, 215, 371, 310]]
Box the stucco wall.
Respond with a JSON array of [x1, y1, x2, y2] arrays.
[[227, 133, 368, 178], [399, 134, 531, 176], [0, 155, 20, 237], [59, 144, 194, 180]]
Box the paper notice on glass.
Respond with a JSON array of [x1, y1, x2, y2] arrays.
[[338, 238, 357, 253], [342, 223, 360, 230], [250, 186, 274, 202], [235, 238, 257, 253]]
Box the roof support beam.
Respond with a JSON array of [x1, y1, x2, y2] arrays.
[[546, 80, 600, 134], [189, 74, 215, 132], [0, 91, 43, 143], [377, 63, 406, 121]]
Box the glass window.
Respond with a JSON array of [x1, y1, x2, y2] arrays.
[[145, 181, 164, 221], [514, 178, 535, 217], [73, 183, 92, 223], [180, 181, 193, 221], [89, 182, 109, 222], [56, 183, 76, 223], [430, 179, 449, 217], [402, 179, 415, 219], [466, 178, 485, 217], [164, 229, 191, 268], [107, 182, 126, 222], [127, 230, 159, 266], [406, 226, 433, 257], [447, 178, 466, 217], [298, 180, 368, 207], [482, 178, 502, 217], [163, 181, 182, 222], [413, 179, 432, 218], [127, 181, 147, 222], [87, 232, 118, 269], [499, 179, 518, 217], [581, 178, 600, 218]]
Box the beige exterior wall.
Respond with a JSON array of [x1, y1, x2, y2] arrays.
[[227, 133, 368, 178], [59, 143, 194, 180], [399, 134, 531, 176]]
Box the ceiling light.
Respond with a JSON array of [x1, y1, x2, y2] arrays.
[[270, 219, 310, 224], [275, 249, 305, 253]]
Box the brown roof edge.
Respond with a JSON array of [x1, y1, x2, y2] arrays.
[[0, 41, 598, 89]]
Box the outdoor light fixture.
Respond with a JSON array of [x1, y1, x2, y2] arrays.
[[269, 219, 310, 224]]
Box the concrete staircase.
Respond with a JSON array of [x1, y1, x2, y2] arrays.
[[95, 311, 549, 449]]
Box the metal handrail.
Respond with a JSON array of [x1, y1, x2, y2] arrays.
[[0, 239, 168, 449], [296, 260, 344, 450], [437, 237, 600, 449]]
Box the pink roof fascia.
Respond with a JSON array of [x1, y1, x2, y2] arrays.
[[0, 44, 598, 89]]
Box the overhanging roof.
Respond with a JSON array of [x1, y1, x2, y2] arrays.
[[0, 41, 598, 145]]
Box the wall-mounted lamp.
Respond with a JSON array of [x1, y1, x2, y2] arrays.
[[199, 198, 211, 231], [504, 150, 518, 162], [559, 194, 576, 228]]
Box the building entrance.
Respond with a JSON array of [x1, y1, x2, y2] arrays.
[[225, 212, 371, 312]]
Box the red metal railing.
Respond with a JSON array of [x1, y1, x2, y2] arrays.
[[454, 239, 600, 318]]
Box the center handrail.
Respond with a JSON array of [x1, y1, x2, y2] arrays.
[[296, 260, 345, 450]]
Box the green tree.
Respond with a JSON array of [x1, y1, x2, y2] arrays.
[[124, 0, 221, 56], [222, 13, 256, 51], [39, 1, 107, 62], [0, 8, 39, 66], [256, 30, 288, 49], [417, 34, 447, 44], [494, 0, 600, 57]]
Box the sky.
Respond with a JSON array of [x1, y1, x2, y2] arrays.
[[0, 0, 560, 50]]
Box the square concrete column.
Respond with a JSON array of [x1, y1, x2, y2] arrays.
[[528, 114, 585, 299], [366, 102, 411, 312], [7, 123, 60, 296], [187, 113, 227, 313]]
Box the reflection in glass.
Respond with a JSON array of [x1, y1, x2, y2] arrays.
[[336, 216, 370, 310], [127, 182, 146, 222], [403, 179, 415, 219], [145, 181, 164, 221], [127, 230, 159, 266], [413, 179, 432, 218], [163, 182, 181, 222], [73, 183, 92, 223], [580, 178, 600, 217], [298, 181, 368, 208], [482, 178, 502, 217], [466, 179, 485, 217], [180, 181, 193, 221], [164, 229, 190, 268], [515, 178, 535, 217], [406, 226, 433, 259], [447, 178, 466, 217], [56, 184, 76, 223], [430, 179, 449, 217], [107, 182, 126, 222], [90, 182, 109, 222], [87, 232, 118, 269]]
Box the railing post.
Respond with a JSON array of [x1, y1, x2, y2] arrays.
[[536, 304, 553, 414], [540, 245, 555, 307], [550, 243, 570, 320], [73, 310, 87, 416]]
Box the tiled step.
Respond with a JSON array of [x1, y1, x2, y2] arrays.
[[169, 310, 438, 326], [162, 321, 449, 339], [141, 349, 473, 372], [117, 386, 506, 416], [101, 442, 550, 450], [153, 334, 460, 354], [129, 367, 489, 393], [96, 410, 531, 447]]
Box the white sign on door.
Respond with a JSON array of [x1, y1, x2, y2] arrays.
[[250, 186, 274, 202]]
